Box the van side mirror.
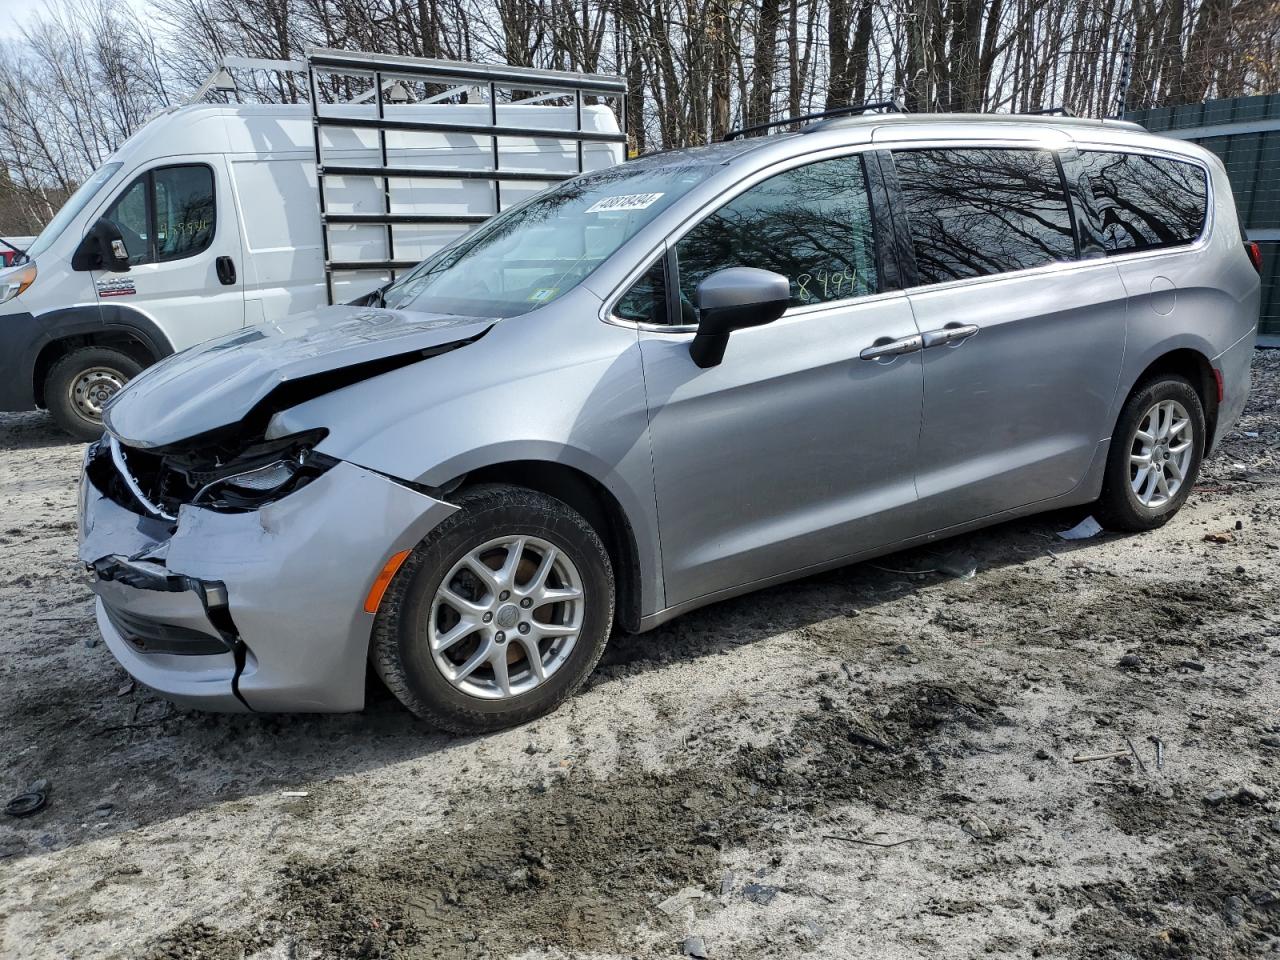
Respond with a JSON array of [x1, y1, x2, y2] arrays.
[[72, 218, 132, 273], [689, 267, 790, 368]]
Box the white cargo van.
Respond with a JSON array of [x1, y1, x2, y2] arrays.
[[0, 52, 625, 439]]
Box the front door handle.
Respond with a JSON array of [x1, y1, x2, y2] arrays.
[[216, 256, 237, 286], [860, 334, 923, 362], [922, 323, 979, 348]]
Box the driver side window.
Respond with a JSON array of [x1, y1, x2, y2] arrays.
[[101, 164, 216, 266], [675, 154, 879, 316], [612, 154, 879, 327], [104, 178, 150, 266]]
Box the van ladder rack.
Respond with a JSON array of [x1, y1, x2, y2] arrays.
[[724, 100, 906, 141], [306, 48, 628, 304]]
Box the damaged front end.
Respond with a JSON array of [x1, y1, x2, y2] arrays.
[[89, 428, 336, 521], [73, 305, 499, 712], [79, 431, 458, 713]]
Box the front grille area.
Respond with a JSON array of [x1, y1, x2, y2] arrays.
[[102, 601, 229, 656], [85, 430, 334, 517], [85, 439, 172, 520]]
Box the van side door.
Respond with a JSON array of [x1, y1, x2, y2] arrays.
[[888, 144, 1128, 526], [634, 152, 925, 609], [91, 158, 245, 350]]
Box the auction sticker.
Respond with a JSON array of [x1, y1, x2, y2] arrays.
[[586, 193, 664, 214]]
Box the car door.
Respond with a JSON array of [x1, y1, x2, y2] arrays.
[[628, 152, 925, 609], [91, 158, 245, 350], [887, 144, 1128, 527]]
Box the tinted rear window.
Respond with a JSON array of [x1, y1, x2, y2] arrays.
[[1079, 151, 1208, 254], [892, 148, 1076, 284]]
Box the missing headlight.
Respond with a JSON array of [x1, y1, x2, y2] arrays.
[[102, 429, 338, 516], [189, 439, 338, 511]]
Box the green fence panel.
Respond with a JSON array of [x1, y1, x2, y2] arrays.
[[1128, 95, 1280, 337]]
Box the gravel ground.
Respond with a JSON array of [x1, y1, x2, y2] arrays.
[[1, 351, 1279, 960]]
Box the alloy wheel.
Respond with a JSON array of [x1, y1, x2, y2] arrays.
[[1128, 399, 1194, 508], [427, 535, 585, 700]]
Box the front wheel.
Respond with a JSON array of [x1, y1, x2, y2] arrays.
[[1094, 375, 1205, 532], [45, 345, 142, 442], [371, 484, 615, 733]]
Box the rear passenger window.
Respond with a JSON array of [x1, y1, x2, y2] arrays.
[[1079, 151, 1207, 254], [892, 148, 1076, 284], [674, 154, 878, 313]]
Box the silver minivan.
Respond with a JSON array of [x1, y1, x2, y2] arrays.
[[78, 113, 1261, 732]]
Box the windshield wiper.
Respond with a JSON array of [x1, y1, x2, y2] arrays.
[[0, 237, 28, 265]]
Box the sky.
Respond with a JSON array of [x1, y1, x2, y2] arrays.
[[0, 0, 47, 41], [0, 0, 154, 41]]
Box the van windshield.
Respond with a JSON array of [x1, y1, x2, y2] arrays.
[[23, 162, 123, 261], [382, 163, 714, 318]]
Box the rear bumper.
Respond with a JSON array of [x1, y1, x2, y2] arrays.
[[1211, 327, 1257, 452], [79, 450, 457, 712]]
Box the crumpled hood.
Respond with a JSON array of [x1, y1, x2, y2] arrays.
[[104, 305, 494, 448]]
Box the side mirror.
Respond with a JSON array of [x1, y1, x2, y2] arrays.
[[689, 267, 790, 368], [71, 218, 132, 273]]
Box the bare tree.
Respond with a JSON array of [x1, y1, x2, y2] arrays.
[[3, 0, 1279, 235]]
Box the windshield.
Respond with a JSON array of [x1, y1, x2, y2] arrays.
[[382, 162, 715, 318], [23, 162, 123, 261]]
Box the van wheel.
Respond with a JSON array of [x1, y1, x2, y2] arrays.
[[45, 346, 142, 442], [1094, 376, 1205, 532], [371, 484, 615, 733]]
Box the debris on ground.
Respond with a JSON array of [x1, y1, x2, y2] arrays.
[[682, 934, 709, 957], [742, 883, 779, 905], [2, 350, 1279, 959], [657, 887, 705, 915], [960, 816, 993, 840], [1057, 515, 1104, 540], [1071, 750, 1131, 763], [4, 789, 47, 818]]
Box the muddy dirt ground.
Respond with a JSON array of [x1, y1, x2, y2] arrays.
[[2, 353, 1279, 960]]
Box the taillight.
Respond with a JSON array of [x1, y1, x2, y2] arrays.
[[1245, 241, 1263, 274]]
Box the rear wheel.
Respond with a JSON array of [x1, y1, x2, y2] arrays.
[[371, 484, 615, 733], [45, 345, 142, 442], [1094, 376, 1205, 532]]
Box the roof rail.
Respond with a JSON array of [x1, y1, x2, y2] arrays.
[[724, 100, 906, 141], [1024, 106, 1076, 117]]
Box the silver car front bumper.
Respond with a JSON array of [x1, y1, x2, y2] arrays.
[[79, 451, 456, 712]]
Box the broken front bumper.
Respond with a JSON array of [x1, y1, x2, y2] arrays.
[[78, 449, 457, 712]]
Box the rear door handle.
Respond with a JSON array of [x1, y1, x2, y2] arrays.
[[921, 323, 979, 348], [216, 256, 237, 285], [860, 334, 923, 362]]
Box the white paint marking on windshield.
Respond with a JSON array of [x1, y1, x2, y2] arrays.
[[585, 193, 665, 214]]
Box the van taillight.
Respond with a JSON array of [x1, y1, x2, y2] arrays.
[[1246, 241, 1263, 274]]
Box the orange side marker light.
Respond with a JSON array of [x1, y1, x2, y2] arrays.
[[364, 549, 411, 614]]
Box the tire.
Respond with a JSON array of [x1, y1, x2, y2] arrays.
[[45, 346, 143, 442], [1094, 375, 1205, 532], [371, 483, 615, 733]]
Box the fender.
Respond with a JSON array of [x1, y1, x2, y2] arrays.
[[407, 438, 665, 622], [42, 302, 176, 360], [1108, 330, 1220, 432], [2, 303, 176, 411]]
